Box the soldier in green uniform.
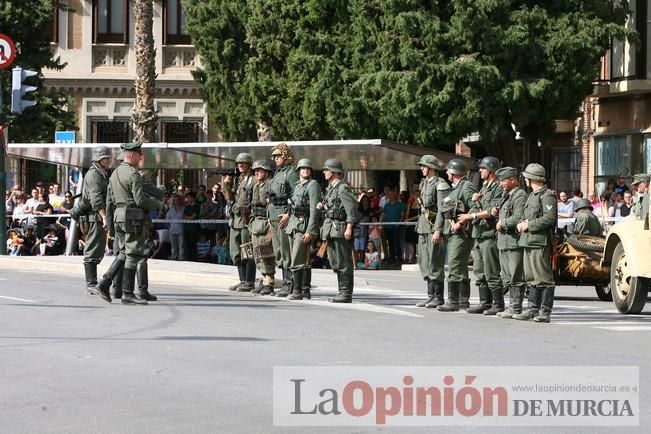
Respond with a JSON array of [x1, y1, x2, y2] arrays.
[[459, 156, 505, 315], [414, 155, 449, 308], [571, 199, 602, 236], [436, 158, 477, 312], [98, 142, 162, 305], [492, 167, 528, 319], [224, 153, 256, 292], [268, 144, 300, 297], [286, 158, 322, 300], [513, 163, 557, 323], [70, 146, 112, 295], [248, 160, 276, 295], [631, 174, 649, 219], [319, 159, 358, 303]]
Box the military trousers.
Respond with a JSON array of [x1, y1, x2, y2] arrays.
[[474, 237, 502, 290], [251, 233, 276, 275], [83, 220, 106, 264], [446, 234, 473, 282], [229, 226, 251, 266], [289, 231, 312, 271], [114, 222, 145, 269], [417, 232, 445, 282], [499, 248, 525, 288], [523, 245, 555, 287], [270, 219, 292, 269], [326, 237, 354, 274]]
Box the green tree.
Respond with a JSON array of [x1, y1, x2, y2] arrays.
[[0, 0, 76, 142]]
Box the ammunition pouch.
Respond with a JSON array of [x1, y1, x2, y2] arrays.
[[125, 207, 145, 233], [441, 209, 459, 221], [251, 205, 267, 218], [292, 206, 310, 218], [325, 209, 347, 221], [271, 196, 289, 206]]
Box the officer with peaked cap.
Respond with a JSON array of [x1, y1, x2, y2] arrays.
[[631, 174, 650, 219], [513, 163, 557, 323], [458, 156, 505, 315], [318, 159, 358, 303], [269, 143, 300, 297], [571, 199, 602, 236], [249, 159, 276, 295], [492, 167, 528, 319], [436, 158, 477, 311], [414, 155, 449, 308], [224, 153, 256, 291], [70, 145, 112, 296], [286, 158, 322, 300]]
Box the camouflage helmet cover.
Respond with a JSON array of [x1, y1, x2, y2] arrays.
[[322, 158, 344, 173], [446, 158, 468, 175], [270, 143, 295, 163], [296, 158, 313, 170], [235, 152, 253, 164], [252, 159, 272, 171], [92, 146, 111, 162], [417, 155, 441, 170]]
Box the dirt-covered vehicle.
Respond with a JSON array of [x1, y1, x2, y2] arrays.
[[553, 234, 611, 301], [601, 218, 650, 314]]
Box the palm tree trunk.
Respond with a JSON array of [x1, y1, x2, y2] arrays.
[[132, 0, 157, 143]]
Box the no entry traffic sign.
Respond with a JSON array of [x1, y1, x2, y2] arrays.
[[0, 34, 16, 70]]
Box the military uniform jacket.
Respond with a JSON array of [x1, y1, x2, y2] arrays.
[[268, 164, 299, 221], [83, 162, 109, 216], [249, 178, 271, 235], [229, 173, 254, 229], [471, 178, 503, 239], [286, 179, 321, 236], [497, 187, 527, 250], [572, 210, 602, 236], [416, 176, 449, 234], [320, 179, 358, 240], [108, 162, 162, 223], [632, 193, 646, 218], [518, 186, 557, 248], [435, 178, 476, 235]]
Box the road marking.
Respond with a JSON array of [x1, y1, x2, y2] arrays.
[[0, 295, 36, 303], [554, 321, 650, 326], [594, 326, 651, 331], [296, 299, 424, 318]]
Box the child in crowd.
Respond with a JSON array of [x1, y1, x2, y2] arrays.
[[39, 227, 59, 256], [7, 229, 23, 256], [367, 216, 383, 259], [363, 241, 381, 270], [196, 233, 212, 262], [211, 232, 231, 264]]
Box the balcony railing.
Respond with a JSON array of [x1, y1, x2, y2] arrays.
[[92, 45, 129, 70]]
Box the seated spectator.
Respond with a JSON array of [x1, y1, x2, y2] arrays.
[[211, 231, 231, 264], [196, 233, 212, 262], [39, 225, 64, 256], [363, 241, 381, 270], [21, 225, 39, 255], [7, 229, 23, 256], [144, 228, 162, 259]]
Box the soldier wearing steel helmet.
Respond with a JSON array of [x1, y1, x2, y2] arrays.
[[414, 155, 449, 308], [268, 143, 300, 297], [318, 158, 358, 303], [435, 158, 477, 312], [458, 156, 505, 315], [249, 159, 276, 295], [513, 163, 557, 323], [224, 152, 256, 292], [286, 158, 322, 300], [70, 145, 112, 296], [571, 198, 602, 236]]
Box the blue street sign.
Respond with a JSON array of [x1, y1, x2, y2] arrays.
[[55, 131, 76, 144]]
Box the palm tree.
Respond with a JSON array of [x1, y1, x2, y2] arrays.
[[132, 0, 157, 143]]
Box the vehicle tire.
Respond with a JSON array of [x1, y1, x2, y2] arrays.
[[610, 242, 648, 314], [595, 284, 612, 302], [566, 235, 605, 253]]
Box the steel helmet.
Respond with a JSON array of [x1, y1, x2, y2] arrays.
[[322, 159, 344, 173], [252, 159, 271, 171], [92, 146, 111, 162], [446, 158, 468, 175], [296, 158, 313, 170], [478, 156, 500, 173], [574, 198, 593, 212], [522, 163, 546, 181], [417, 155, 441, 170], [235, 153, 253, 164]]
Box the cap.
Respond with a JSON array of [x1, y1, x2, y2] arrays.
[[496, 166, 518, 181], [522, 163, 546, 181], [632, 174, 650, 186], [120, 142, 142, 153]]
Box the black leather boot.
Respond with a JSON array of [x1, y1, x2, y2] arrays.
[[534, 286, 555, 323], [96, 258, 124, 303], [467, 284, 492, 313], [302, 267, 312, 299], [275, 268, 291, 297], [329, 272, 353, 303], [111, 268, 123, 299], [513, 286, 539, 321], [84, 263, 98, 295], [237, 260, 256, 292], [483, 287, 505, 315], [229, 263, 246, 291], [459, 278, 471, 309], [136, 261, 157, 301], [288, 269, 304, 300], [437, 281, 460, 312], [415, 279, 435, 307], [425, 281, 445, 308], [121, 268, 147, 305]]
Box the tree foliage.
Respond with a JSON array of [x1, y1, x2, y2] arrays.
[[185, 0, 632, 161], [0, 0, 76, 143]]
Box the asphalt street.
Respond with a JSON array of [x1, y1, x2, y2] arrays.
[[0, 264, 649, 433]]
